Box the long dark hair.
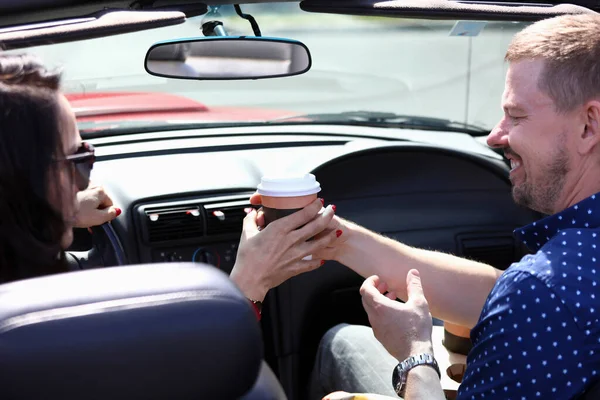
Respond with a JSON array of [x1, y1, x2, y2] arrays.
[[0, 53, 70, 283]]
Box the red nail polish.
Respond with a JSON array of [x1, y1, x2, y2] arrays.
[[320, 198, 325, 206], [320, 260, 326, 266], [332, 205, 337, 212], [336, 230, 343, 238], [115, 208, 122, 217]]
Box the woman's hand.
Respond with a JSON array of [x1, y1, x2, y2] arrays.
[[249, 192, 351, 262], [74, 183, 121, 228], [311, 215, 351, 261], [230, 198, 341, 302]]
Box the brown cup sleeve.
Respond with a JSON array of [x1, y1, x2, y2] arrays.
[[442, 328, 473, 355], [263, 207, 303, 226]]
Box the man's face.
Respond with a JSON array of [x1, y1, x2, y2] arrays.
[[487, 59, 581, 215]]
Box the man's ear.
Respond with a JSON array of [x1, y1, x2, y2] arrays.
[[578, 100, 600, 155]]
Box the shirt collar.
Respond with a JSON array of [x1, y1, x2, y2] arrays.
[[515, 191, 600, 252]]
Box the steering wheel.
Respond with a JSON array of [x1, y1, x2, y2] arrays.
[[66, 223, 127, 270]]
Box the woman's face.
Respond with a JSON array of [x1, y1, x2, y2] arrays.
[[53, 94, 83, 249]]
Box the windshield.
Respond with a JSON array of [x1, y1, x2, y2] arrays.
[[8, 3, 531, 135]]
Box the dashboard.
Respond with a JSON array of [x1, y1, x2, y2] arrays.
[[82, 124, 540, 400]]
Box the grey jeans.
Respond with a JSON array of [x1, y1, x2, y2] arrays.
[[308, 323, 402, 400]]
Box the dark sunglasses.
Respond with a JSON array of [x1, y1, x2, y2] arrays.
[[64, 142, 95, 190]]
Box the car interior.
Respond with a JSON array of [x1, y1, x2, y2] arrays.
[[0, 262, 287, 399], [0, 0, 599, 399]]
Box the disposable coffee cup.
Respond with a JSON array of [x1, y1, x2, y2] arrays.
[[442, 321, 472, 356], [257, 173, 322, 227]]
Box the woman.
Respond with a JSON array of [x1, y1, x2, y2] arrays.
[[0, 53, 341, 306], [0, 53, 79, 282]]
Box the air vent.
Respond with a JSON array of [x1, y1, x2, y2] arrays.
[[457, 233, 517, 270], [144, 205, 204, 243], [205, 200, 253, 236]]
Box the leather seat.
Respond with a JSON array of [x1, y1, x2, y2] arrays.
[[0, 262, 286, 400], [242, 360, 289, 400]]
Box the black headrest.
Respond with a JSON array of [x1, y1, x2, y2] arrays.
[[0, 263, 263, 400]]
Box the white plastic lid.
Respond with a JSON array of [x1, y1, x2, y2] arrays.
[[257, 173, 321, 197]]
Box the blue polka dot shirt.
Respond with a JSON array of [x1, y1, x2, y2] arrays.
[[458, 193, 600, 399]]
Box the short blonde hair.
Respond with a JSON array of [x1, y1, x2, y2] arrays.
[[505, 14, 600, 113]]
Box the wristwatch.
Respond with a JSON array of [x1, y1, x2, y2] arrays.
[[392, 353, 441, 396]]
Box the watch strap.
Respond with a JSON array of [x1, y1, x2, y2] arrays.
[[392, 353, 440, 396]]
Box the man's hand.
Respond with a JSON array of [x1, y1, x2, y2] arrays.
[[325, 273, 444, 400], [360, 270, 433, 362], [74, 184, 121, 228]]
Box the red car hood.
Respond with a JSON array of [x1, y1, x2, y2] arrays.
[[65, 92, 297, 124]]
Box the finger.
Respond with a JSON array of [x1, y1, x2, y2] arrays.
[[275, 198, 325, 233], [406, 269, 426, 303], [292, 204, 335, 241], [360, 275, 380, 295], [311, 215, 343, 241], [361, 276, 398, 311], [376, 280, 389, 295], [311, 247, 337, 261], [386, 291, 397, 300], [107, 206, 118, 219], [302, 225, 342, 258], [256, 208, 265, 227], [361, 295, 382, 333], [274, 259, 325, 285], [289, 258, 326, 276], [242, 209, 260, 234], [92, 206, 119, 226], [249, 192, 262, 206], [359, 275, 383, 308], [94, 186, 113, 208]]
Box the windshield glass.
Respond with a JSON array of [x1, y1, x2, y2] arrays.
[[7, 3, 531, 134]]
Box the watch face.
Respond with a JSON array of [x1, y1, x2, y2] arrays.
[[392, 364, 402, 394]]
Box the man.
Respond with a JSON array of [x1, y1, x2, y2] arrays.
[[309, 13, 600, 399]]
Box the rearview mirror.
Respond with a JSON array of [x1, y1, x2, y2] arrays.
[[145, 37, 312, 80]]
